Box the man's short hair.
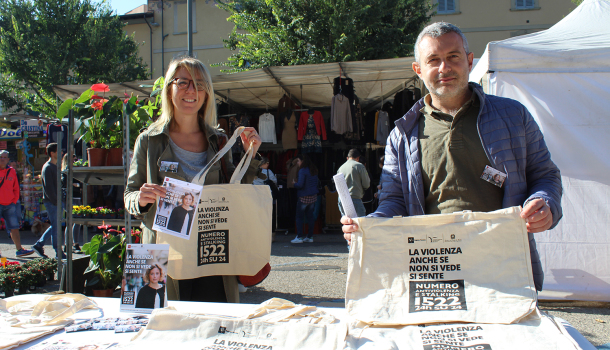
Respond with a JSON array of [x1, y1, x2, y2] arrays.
[[46, 142, 58, 156], [0, 150, 9, 158], [414, 22, 469, 64], [348, 149, 361, 159]]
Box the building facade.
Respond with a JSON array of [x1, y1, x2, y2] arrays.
[[121, 0, 579, 78]]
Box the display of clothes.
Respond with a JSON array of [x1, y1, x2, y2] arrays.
[[258, 112, 277, 144], [330, 93, 353, 135], [298, 111, 326, 154], [376, 110, 390, 146], [46, 123, 68, 151], [277, 94, 299, 141], [392, 87, 421, 123], [281, 112, 298, 150]]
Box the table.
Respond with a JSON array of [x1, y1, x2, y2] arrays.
[[18, 297, 597, 350]]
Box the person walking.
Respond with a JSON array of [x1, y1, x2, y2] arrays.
[[32, 143, 64, 259], [291, 154, 319, 243], [337, 149, 370, 218], [0, 150, 34, 258]]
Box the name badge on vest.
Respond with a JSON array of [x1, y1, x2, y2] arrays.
[[160, 161, 179, 173], [481, 165, 506, 188]]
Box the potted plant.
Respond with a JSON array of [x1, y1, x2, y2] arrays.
[[0, 270, 17, 297], [40, 258, 58, 281], [81, 225, 126, 297]]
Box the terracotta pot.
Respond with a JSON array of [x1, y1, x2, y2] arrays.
[[87, 148, 108, 167], [92, 288, 115, 297], [106, 147, 123, 166]]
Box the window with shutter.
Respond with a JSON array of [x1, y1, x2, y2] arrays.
[[437, 0, 456, 13], [515, 0, 535, 9]]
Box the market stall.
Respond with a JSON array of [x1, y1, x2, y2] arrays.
[[470, 0, 610, 301]]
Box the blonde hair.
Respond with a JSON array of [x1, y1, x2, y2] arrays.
[[143, 264, 165, 284], [151, 57, 217, 131]]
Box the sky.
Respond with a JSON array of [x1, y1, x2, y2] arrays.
[[102, 0, 147, 15]]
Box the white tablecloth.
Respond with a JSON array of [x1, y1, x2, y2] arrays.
[[17, 297, 596, 350]]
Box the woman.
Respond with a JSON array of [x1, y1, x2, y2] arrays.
[[291, 154, 319, 244], [135, 264, 166, 309], [166, 192, 195, 235], [124, 57, 263, 303], [61, 153, 82, 253]]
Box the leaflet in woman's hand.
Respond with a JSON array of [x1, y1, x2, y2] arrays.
[[152, 177, 203, 239]]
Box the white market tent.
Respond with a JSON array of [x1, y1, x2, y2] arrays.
[[471, 0, 610, 301], [53, 57, 420, 111]]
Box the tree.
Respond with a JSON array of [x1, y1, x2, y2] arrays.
[[216, 0, 434, 72], [0, 0, 149, 116]]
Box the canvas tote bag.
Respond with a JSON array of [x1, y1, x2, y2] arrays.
[[0, 294, 100, 349], [346, 207, 537, 326], [121, 307, 348, 350], [157, 127, 273, 279], [345, 311, 582, 350]]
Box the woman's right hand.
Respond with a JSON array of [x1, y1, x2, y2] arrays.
[[138, 183, 167, 207], [341, 216, 359, 246]]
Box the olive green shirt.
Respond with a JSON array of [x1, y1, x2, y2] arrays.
[[419, 89, 503, 214]]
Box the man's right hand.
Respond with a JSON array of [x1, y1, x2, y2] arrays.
[[138, 183, 166, 207], [341, 216, 359, 245]]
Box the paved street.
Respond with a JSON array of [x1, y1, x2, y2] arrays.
[[1, 229, 608, 348]]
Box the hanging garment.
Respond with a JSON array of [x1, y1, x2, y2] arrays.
[[258, 112, 277, 144], [331, 94, 353, 135], [46, 124, 68, 151], [282, 112, 298, 150], [297, 111, 326, 141], [301, 115, 322, 153], [333, 76, 355, 102], [376, 110, 390, 146]]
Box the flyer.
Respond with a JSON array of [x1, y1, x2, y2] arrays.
[[120, 244, 170, 313], [152, 177, 203, 239]]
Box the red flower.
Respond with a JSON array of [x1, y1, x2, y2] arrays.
[[98, 224, 112, 231], [91, 101, 103, 111], [91, 83, 110, 92], [91, 95, 104, 100], [134, 236, 140, 244]]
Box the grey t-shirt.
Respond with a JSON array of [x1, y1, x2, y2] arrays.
[[169, 138, 208, 182], [42, 160, 58, 205]]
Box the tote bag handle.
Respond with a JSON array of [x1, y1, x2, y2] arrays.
[[192, 126, 254, 186]]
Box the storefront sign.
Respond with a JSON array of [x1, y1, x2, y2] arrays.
[[0, 128, 23, 140], [20, 119, 45, 138], [39, 139, 47, 148]]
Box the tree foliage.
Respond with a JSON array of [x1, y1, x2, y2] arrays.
[[0, 0, 149, 116], [216, 0, 434, 72]]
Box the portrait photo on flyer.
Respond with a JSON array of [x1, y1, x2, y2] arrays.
[[152, 177, 203, 239], [120, 244, 170, 313]]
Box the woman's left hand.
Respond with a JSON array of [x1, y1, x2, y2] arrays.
[[240, 127, 262, 157]]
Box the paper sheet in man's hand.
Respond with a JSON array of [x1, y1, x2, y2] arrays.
[[333, 173, 358, 218]]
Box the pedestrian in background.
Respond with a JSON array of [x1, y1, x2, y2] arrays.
[[33, 143, 64, 259], [0, 150, 34, 258], [291, 154, 319, 243], [337, 149, 370, 218]]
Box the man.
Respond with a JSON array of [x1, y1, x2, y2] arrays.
[[337, 149, 370, 218], [0, 150, 34, 257], [32, 143, 63, 259], [342, 22, 562, 292]]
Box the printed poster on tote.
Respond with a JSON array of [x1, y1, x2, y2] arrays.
[[153, 177, 203, 239]]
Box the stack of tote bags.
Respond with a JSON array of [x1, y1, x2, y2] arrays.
[[344, 207, 583, 350]]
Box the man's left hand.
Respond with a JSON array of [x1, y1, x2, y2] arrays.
[[521, 198, 553, 233]]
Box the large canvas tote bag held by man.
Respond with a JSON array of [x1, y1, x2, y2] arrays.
[[346, 207, 538, 325], [157, 127, 273, 279]]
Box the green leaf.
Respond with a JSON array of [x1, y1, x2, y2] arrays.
[[56, 99, 74, 120], [75, 89, 94, 104]]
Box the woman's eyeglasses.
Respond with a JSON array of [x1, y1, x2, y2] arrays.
[[171, 78, 206, 91]]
